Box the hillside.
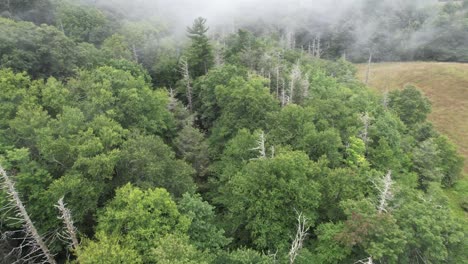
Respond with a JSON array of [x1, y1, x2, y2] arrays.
[[357, 62, 468, 217]]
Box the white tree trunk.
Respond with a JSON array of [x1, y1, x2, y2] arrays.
[[0, 165, 56, 264]]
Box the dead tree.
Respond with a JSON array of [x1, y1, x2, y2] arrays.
[[132, 44, 139, 63], [376, 170, 393, 214], [0, 164, 56, 264], [315, 36, 321, 58], [359, 112, 371, 154], [214, 42, 224, 67], [356, 257, 374, 264], [290, 62, 302, 104], [303, 73, 310, 99], [55, 197, 79, 252], [289, 211, 309, 264], [382, 88, 389, 109], [251, 131, 266, 159], [365, 51, 373, 85], [179, 57, 193, 112], [281, 78, 287, 107]]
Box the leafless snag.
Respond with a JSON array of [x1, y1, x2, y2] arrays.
[[365, 51, 373, 85], [376, 170, 393, 214], [355, 257, 374, 264], [290, 62, 302, 104], [289, 211, 309, 264], [179, 57, 193, 112], [55, 197, 79, 252], [359, 112, 371, 154], [251, 131, 266, 159], [0, 164, 56, 264]]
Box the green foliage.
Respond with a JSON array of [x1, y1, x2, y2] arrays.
[[56, 2, 111, 44], [116, 134, 195, 197], [186, 17, 214, 78], [0, 11, 465, 262], [174, 126, 210, 181], [0, 17, 79, 78], [210, 76, 279, 151], [78, 232, 143, 264], [193, 64, 248, 130], [220, 150, 321, 251], [178, 193, 231, 250], [213, 248, 274, 264], [389, 86, 432, 126], [84, 184, 191, 263], [435, 136, 464, 187]]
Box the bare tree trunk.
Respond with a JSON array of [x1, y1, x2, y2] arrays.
[[55, 197, 79, 252], [316, 36, 321, 58], [382, 88, 389, 109], [132, 44, 139, 63], [276, 66, 280, 99], [281, 78, 286, 107], [377, 170, 393, 214], [251, 131, 266, 159], [0, 165, 56, 264], [289, 211, 309, 264], [365, 51, 372, 85], [179, 58, 193, 112], [359, 112, 371, 155]]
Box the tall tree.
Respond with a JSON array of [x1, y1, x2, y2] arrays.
[[186, 17, 214, 78]]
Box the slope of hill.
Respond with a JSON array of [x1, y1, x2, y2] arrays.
[[357, 62, 468, 217]]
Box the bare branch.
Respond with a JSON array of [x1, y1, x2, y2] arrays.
[[355, 257, 374, 264], [179, 57, 193, 112], [377, 170, 393, 214], [251, 131, 266, 159], [55, 197, 79, 252], [0, 164, 56, 264], [289, 211, 309, 264]]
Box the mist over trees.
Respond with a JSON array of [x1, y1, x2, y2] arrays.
[[0, 0, 467, 263]]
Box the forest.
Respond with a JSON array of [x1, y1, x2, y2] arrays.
[[0, 0, 467, 263]]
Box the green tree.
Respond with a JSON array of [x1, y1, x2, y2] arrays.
[[178, 193, 231, 251], [434, 136, 464, 187], [80, 184, 192, 263], [116, 134, 195, 197], [56, 2, 111, 44], [388, 86, 431, 126], [220, 150, 321, 251], [186, 17, 214, 78]]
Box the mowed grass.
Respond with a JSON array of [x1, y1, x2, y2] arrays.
[[356, 62, 468, 218]]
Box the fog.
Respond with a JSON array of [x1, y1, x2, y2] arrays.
[[89, 0, 437, 31], [85, 0, 449, 61]]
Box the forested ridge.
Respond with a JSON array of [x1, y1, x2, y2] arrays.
[[0, 0, 467, 263]]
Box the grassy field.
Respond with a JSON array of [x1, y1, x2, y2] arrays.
[[356, 62, 468, 218]]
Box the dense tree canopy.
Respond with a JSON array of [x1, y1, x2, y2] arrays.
[[0, 1, 466, 263]]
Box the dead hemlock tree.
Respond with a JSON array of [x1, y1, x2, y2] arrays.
[[355, 257, 374, 264], [288, 211, 310, 264], [290, 62, 302, 104], [356, 171, 393, 264], [376, 170, 393, 214], [251, 131, 266, 159], [359, 112, 371, 154], [0, 165, 56, 264], [167, 87, 178, 112], [283, 30, 296, 50], [281, 78, 290, 107], [55, 197, 79, 252], [214, 42, 224, 68], [382, 88, 389, 109], [365, 50, 373, 85], [308, 36, 322, 58], [179, 57, 193, 112], [132, 44, 139, 63]]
